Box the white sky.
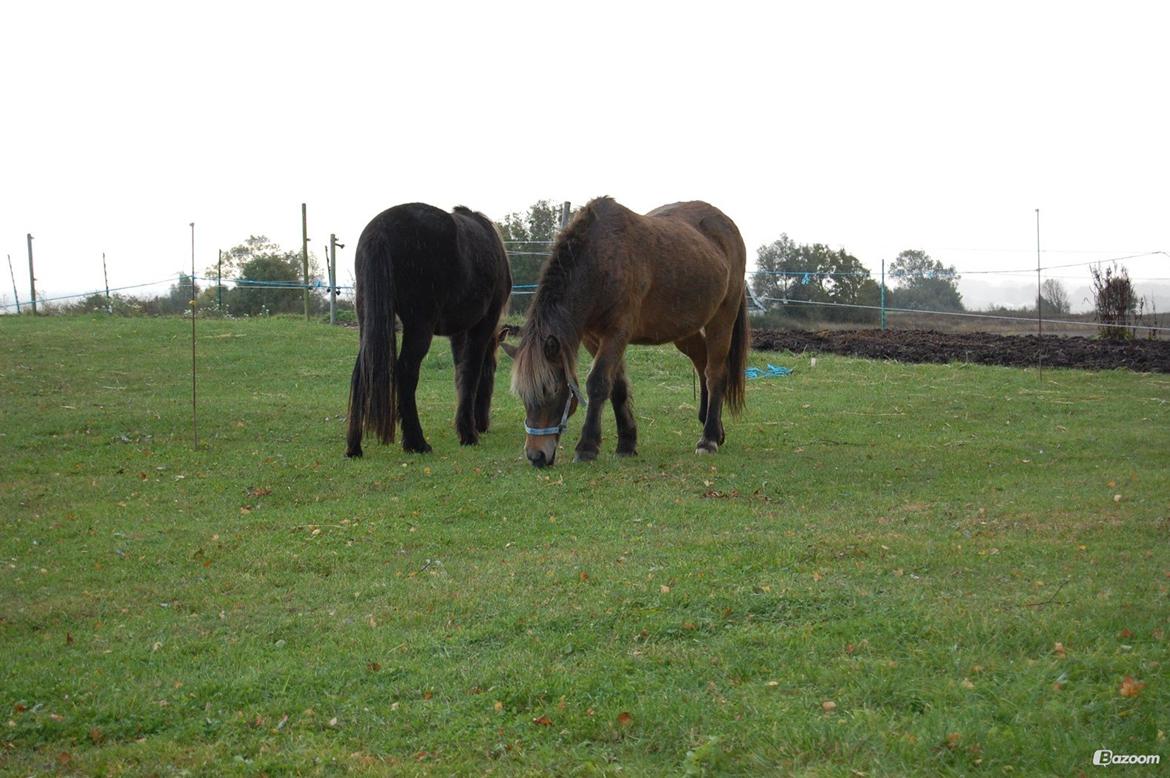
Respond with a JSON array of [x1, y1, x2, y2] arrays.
[[2, 0, 1168, 313]]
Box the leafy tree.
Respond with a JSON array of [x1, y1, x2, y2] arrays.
[[495, 200, 575, 315], [888, 249, 963, 312], [157, 273, 199, 315], [1040, 278, 1070, 315], [228, 253, 325, 316], [751, 234, 799, 305], [206, 235, 318, 280], [752, 236, 876, 323], [195, 236, 325, 316]]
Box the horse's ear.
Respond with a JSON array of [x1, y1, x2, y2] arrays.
[[498, 328, 517, 359], [542, 335, 561, 362]]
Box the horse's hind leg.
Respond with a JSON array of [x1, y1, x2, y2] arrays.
[[397, 324, 434, 453], [611, 359, 637, 457], [695, 328, 733, 454], [674, 334, 710, 425]]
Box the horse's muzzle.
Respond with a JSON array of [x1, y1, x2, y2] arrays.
[[527, 449, 554, 468]]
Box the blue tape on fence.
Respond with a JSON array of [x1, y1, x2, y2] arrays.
[[745, 364, 793, 379]]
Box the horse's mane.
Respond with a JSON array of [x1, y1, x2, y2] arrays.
[[510, 197, 615, 404]]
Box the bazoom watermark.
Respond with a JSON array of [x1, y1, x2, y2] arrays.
[[1093, 749, 1161, 766]]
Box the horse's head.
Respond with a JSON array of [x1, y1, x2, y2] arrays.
[[502, 329, 584, 467]]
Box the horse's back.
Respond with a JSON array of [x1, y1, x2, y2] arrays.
[[356, 202, 508, 333], [643, 201, 746, 271]]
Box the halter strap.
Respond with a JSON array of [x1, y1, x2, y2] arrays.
[[524, 352, 587, 437]]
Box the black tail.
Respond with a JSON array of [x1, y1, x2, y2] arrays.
[[349, 236, 398, 446], [725, 291, 749, 415]]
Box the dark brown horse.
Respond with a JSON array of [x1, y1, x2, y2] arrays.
[[503, 197, 749, 467], [346, 203, 511, 457]]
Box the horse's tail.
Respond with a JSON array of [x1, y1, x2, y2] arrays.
[[350, 233, 398, 444], [724, 291, 750, 415]]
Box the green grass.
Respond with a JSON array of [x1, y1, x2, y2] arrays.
[[1, 315, 1167, 776]]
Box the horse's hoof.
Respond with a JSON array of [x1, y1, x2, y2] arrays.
[[458, 432, 480, 446], [573, 450, 598, 463], [695, 440, 718, 455], [615, 448, 637, 458], [346, 447, 363, 458], [403, 441, 432, 454]]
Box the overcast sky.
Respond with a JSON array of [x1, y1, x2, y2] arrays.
[[2, 0, 1168, 313]]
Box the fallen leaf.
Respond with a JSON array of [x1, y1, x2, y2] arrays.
[[617, 711, 632, 727], [422, 691, 433, 700], [944, 732, 961, 750], [88, 727, 103, 744], [493, 701, 504, 713], [1053, 642, 1066, 657], [329, 717, 339, 727], [578, 571, 589, 582], [532, 715, 553, 726], [1119, 677, 1145, 698], [65, 632, 73, 646], [660, 585, 671, 594], [367, 662, 381, 672], [960, 678, 975, 690], [1119, 628, 1134, 639], [821, 700, 837, 713]]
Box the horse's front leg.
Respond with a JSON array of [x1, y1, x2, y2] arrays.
[[610, 360, 637, 457], [451, 320, 495, 445], [573, 337, 627, 463]]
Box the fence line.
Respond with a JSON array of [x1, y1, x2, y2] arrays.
[[0, 277, 178, 312], [5, 252, 1166, 337], [759, 296, 1170, 335]]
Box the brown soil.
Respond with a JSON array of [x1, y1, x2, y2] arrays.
[[751, 328, 1170, 373]]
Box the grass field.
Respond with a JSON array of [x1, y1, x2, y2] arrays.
[[1, 315, 1167, 776]]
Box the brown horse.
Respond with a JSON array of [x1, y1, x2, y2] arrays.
[[502, 197, 749, 467]]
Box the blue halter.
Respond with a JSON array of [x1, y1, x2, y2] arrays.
[[524, 355, 587, 437]]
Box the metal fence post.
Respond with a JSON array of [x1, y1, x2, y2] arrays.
[[880, 258, 887, 331], [301, 203, 310, 321], [102, 252, 112, 313], [27, 234, 36, 315], [7, 254, 21, 313], [328, 233, 343, 325]]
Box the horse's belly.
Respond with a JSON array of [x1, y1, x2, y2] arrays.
[[629, 299, 721, 345]]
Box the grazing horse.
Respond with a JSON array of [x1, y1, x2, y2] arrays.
[[346, 203, 511, 457], [503, 196, 749, 467]]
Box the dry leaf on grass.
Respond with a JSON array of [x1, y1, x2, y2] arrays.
[[1119, 677, 1145, 698]]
